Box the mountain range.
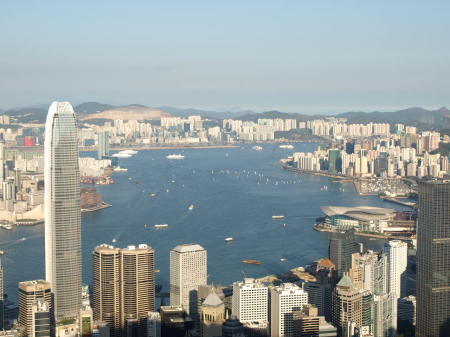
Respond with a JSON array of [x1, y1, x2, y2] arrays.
[[1, 102, 448, 129]]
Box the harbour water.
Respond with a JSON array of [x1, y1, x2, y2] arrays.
[[1, 143, 409, 304]]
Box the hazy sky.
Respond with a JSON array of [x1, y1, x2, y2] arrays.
[[1, 1, 449, 113]]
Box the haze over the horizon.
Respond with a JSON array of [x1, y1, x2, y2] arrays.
[[1, 1, 449, 113]]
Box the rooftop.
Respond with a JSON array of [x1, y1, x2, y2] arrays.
[[321, 205, 395, 221], [172, 243, 205, 253]]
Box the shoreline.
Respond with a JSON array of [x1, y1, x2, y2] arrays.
[[80, 144, 240, 152], [313, 223, 414, 241]]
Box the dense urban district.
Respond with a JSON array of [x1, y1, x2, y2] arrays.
[[0, 102, 449, 337]]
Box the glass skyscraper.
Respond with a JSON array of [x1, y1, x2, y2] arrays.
[[44, 102, 81, 321], [416, 180, 450, 337]]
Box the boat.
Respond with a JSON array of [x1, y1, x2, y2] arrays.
[[272, 215, 285, 219], [166, 154, 185, 160], [165, 189, 170, 193], [252, 146, 263, 151], [279, 144, 294, 149], [121, 150, 138, 155], [112, 153, 132, 158], [112, 238, 117, 243], [242, 259, 261, 265], [20, 237, 26, 241], [150, 193, 157, 198], [0, 250, 4, 255], [113, 166, 128, 172], [224, 237, 234, 242], [280, 258, 287, 262], [154, 224, 169, 229], [187, 204, 195, 211]]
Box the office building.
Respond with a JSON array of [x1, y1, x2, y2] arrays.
[[328, 232, 360, 278], [93, 244, 155, 337], [331, 275, 371, 335], [384, 240, 407, 299], [80, 305, 93, 337], [97, 131, 110, 160], [44, 102, 81, 320], [416, 181, 450, 337], [146, 312, 160, 337], [169, 244, 207, 317], [159, 306, 193, 337], [18, 280, 52, 337], [232, 278, 268, 323], [31, 299, 51, 337], [199, 291, 225, 337], [293, 305, 320, 337], [303, 281, 333, 321], [270, 283, 308, 337]]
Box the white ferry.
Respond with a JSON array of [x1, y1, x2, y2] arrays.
[[112, 152, 132, 158], [166, 154, 185, 160], [224, 237, 234, 242], [113, 166, 128, 172], [154, 224, 169, 229], [272, 215, 285, 219], [279, 144, 294, 149]]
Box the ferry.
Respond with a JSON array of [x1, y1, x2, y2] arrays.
[[112, 150, 138, 158], [279, 144, 294, 149], [112, 152, 132, 158], [113, 166, 128, 172], [154, 224, 169, 229], [0, 224, 13, 230], [272, 215, 285, 219], [166, 154, 185, 160], [187, 204, 195, 211], [242, 259, 261, 265], [224, 237, 234, 242], [252, 146, 263, 151]]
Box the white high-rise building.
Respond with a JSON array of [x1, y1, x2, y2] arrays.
[[384, 240, 408, 298], [232, 278, 268, 323], [170, 244, 207, 316], [44, 102, 81, 320], [270, 283, 308, 337]]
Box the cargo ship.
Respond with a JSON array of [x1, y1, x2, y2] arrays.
[[242, 259, 261, 265]]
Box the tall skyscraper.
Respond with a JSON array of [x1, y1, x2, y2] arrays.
[[384, 240, 408, 299], [170, 244, 207, 317], [97, 131, 110, 159], [232, 278, 268, 324], [328, 231, 360, 278], [270, 283, 308, 337], [44, 101, 81, 321], [416, 181, 450, 337], [18, 280, 53, 337], [200, 291, 225, 337], [93, 244, 155, 337]]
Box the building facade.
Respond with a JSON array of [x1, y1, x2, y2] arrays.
[[169, 244, 207, 317], [270, 283, 308, 337], [232, 278, 268, 323], [44, 102, 81, 320], [416, 181, 450, 337], [93, 244, 155, 337], [18, 280, 52, 337]]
